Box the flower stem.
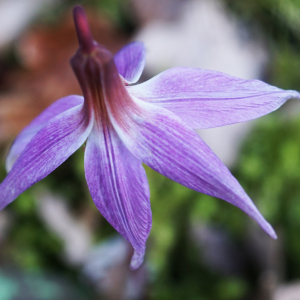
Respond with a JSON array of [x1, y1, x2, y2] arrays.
[[73, 5, 95, 54]]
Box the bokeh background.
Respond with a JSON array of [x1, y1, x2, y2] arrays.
[[0, 0, 300, 299]]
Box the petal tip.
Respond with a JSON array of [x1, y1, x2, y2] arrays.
[[266, 223, 277, 239], [129, 249, 145, 270], [260, 219, 277, 239]]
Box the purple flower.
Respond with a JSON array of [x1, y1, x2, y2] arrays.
[[1, 6, 299, 269]]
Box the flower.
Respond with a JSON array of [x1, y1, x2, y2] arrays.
[[1, 6, 299, 270]]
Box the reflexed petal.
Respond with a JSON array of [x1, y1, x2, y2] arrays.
[[84, 124, 151, 269], [128, 67, 300, 129], [114, 42, 146, 84], [110, 99, 276, 239], [6, 95, 84, 172], [0, 104, 92, 209]]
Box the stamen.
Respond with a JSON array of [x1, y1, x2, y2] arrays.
[[73, 6, 95, 54]]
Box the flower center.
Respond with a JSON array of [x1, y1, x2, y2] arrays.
[[70, 6, 138, 131]]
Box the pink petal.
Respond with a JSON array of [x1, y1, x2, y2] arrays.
[[114, 42, 146, 84], [0, 104, 92, 210], [110, 99, 277, 239], [128, 67, 300, 129], [84, 124, 151, 270], [6, 95, 84, 172]]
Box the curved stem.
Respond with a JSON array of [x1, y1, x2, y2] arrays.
[[73, 6, 95, 54]]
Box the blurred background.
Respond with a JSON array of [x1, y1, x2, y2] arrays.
[[0, 0, 300, 299]]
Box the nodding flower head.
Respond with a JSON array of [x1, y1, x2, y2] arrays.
[[2, 5, 300, 270]]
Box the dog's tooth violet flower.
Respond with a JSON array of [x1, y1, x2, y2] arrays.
[[1, 5, 300, 269]]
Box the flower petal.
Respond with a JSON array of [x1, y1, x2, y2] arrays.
[[127, 67, 300, 129], [0, 104, 92, 210], [110, 98, 277, 239], [6, 95, 84, 172], [114, 42, 146, 84], [84, 124, 151, 270]]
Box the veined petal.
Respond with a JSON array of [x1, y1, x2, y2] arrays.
[[127, 67, 300, 129], [110, 98, 276, 239], [114, 42, 146, 84], [84, 124, 151, 270], [6, 95, 84, 172], [0, 104, 92, 210]]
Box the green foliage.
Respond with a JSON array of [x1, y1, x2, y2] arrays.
[[233, 114, 300, 279], [4, 190, 63, 271], [37, 0, 135, 34]]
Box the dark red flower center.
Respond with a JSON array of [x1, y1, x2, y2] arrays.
[[70, 6, 139, 131]]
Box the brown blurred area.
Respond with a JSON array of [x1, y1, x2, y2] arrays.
[[0, 9, 127, 145]]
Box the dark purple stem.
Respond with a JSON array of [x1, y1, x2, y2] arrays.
[[73, 6, 95, 54]]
